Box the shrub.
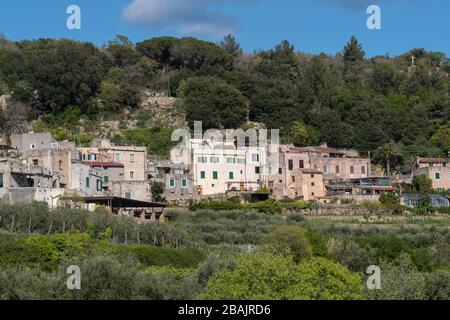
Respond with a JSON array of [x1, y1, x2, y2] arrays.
[[327, 238, 376, 273], [425, 270, 450, 300], [113, 244, 206, 269], [263, 226, 312, 262], [199, 254, 364, 300], [365, 255, 427, 300]]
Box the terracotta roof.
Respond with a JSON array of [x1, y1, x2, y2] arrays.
[[82, 161, 124, 168], [287, 146, 344, 155], [416, 157, 450, 164]]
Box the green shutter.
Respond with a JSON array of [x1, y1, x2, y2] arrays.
[[200, 171, 206, 179], [213, 171, 218, 180], [229, 172, 234, 180]]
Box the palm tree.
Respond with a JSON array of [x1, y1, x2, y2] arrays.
[[375, 142, 403, 177]]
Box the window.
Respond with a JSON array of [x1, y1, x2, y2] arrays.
[[115, 153, 120, 162], [130, 171, 135, 179], [213, 171, 218, 180], [30, 143, 36, 150], [255, 167, 261, 174], [0, 173, 3, 188], [288, 160, 293, 170], [181, 179, 187, 188], [210, 156, 219, 163], [278, 168, 283, 174], [252, 154, 260, 162], [169, 178, 176, 188], [323, 166, 328, 174], [104, 176, 109, 183], [33, 159, 39, 166], [299, 160, 304, 169], [237, 158, 246, 164], [82, 154, 86, 161], [129, 154, 135, 163], [311, 182, 315, 186], [435, 172, 441, 180], [124, 192, 132, 199], [311, 174, 315, 178], [96, 179, 102, 191], [59, 160, 63, 170], [51, 142, 59, 149], [86, 177, 90, 188], [229, 172, 234, 180], [197, 156, 207, 163], [292, 176, 295, 183], [227, 157, 236, 164], [361, 166, 366, 174], [200, 171, 206, 179], [311, 192, 315, 196], [335, 165, 340, 174], [350, 166, 355, 174]]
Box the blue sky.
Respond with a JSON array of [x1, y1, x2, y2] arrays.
[[0, 0, 449, 57]]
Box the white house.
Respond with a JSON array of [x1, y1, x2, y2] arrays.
[[171, 137, 271, 196]]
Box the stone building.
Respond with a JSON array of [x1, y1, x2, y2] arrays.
[[277, 143, 370, 183], [11, 132, 56, 152], [270, 168, 325, 201], [411, 157, 450, 192], [147, 159, 196, 202], [78, 139, 147, 181]]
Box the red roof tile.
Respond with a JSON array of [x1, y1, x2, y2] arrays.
[[82, 161, 124, 168]]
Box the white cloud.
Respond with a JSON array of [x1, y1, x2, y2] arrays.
[[123, 0, 253, 37]]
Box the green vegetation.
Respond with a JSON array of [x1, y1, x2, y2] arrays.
[[1, 35, 449, 172], [0, 203, 449, 300]]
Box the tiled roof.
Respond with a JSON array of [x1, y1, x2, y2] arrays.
[[416, 157, 450, 164], [82, 161, 124, 168], [287, 146, 345, 155]]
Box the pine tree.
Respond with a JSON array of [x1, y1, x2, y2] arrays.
[[219, 34, 242, 58], [343, 36, 365, 63]]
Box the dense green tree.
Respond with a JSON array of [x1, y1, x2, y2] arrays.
[[16, 39, 110, 113], [289, 122, 319, 147], [199, 254, 364, 300], [374, 142, 404, 176], [432, 122, 450, 153], [178, 76, 248, 129], [106, 35, 141, 68], [219, 34, 242, 58], [343, 36, 365, 64], [365, 255, 427, 300], [263, 226, 313, 262], [412, 175, 433, 195]]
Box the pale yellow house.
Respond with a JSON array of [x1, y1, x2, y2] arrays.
[[411, 157, 450, 192]]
